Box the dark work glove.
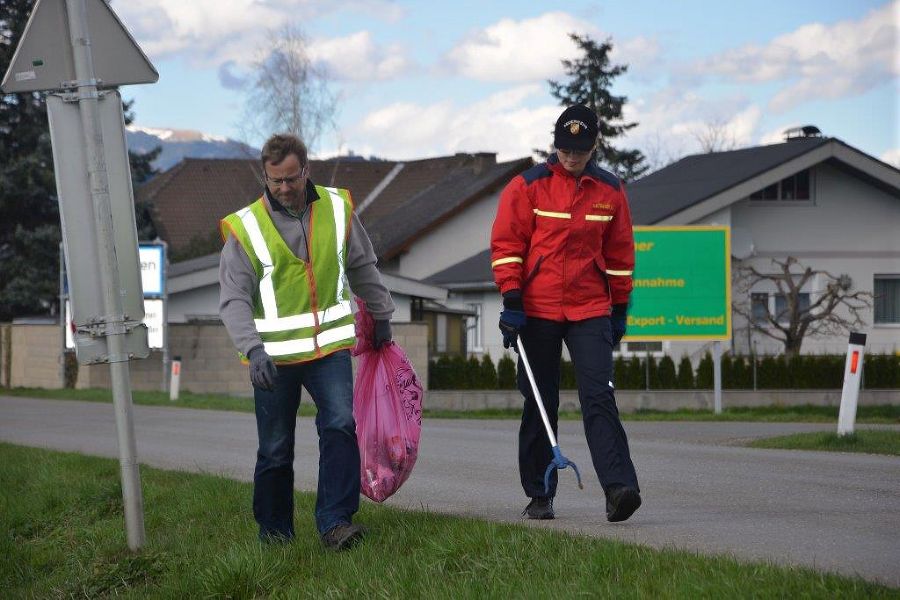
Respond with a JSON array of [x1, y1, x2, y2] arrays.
[[248, 345, 278, 391], [499, 290, 527, 352], [611, 303, 628, 346], [373, 319, 392, 349]]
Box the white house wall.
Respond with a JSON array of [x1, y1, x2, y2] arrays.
[[168, 285, 220, 323], [398, 192, 500, 279]]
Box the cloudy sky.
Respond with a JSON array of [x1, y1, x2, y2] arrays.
[[115, 0, 899, 167]]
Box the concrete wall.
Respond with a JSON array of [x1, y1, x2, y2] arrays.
[[5, 321, 430, 394], [4, 324, 63, 389], [424, 389, 900, 412]]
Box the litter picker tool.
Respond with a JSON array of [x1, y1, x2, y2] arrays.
[[516, 337, 583, 495]]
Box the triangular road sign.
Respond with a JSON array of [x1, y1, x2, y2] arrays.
[[1, 0, 158, 93]]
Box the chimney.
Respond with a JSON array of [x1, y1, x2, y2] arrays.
[[783, 125, 822, 142]]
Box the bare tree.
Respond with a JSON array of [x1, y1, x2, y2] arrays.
[[241, 25, 337, 153], [692, 118, 738, 153], [733, 257, 872, 357], [640, 129, 686, 174]]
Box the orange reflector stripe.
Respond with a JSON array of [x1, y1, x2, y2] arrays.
[[850, 351, 859, 374]]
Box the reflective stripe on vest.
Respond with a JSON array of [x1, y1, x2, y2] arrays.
[[222, 186, 356, 362]]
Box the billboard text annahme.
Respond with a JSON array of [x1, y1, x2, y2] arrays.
[[624, 226, 731, 341]]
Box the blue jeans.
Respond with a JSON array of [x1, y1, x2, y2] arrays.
[[252, 349, 359, 539], [517, 317, 639, 498]]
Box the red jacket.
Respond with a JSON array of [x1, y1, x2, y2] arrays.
[[490, 155, 635, 322]]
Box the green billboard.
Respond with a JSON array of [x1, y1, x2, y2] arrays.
[[625, 226, 731, 341]]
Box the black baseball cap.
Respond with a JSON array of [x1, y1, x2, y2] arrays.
[[554, 104, 599, 151]]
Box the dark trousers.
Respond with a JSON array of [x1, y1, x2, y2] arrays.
[[252, 349, 359, 539], [517, 316, 639, 498]]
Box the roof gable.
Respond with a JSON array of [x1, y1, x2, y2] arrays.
[[627, 137, 900, 225]]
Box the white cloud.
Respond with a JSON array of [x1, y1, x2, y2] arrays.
[[115, 0, 408, 71], [690, 3, 898, 112], [354, 85, 559, 160], [618, 87, 767, 165], [445, 12, 594, 82], [759, 124, 799, 146], [881, 148, 900, 168], [309, 32, 411, 81], [444, 12, 659, 82]]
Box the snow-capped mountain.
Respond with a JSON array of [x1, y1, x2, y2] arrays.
[[126, 125, 259, 173]]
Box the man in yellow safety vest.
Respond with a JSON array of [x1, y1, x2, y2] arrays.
[[219, 133, 394, 550]]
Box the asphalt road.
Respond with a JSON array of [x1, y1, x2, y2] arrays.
[[1, 395, 898, 586]]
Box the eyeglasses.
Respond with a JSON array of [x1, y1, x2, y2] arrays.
[[557, 148, 593, 158], [265, 166, 308, 187]]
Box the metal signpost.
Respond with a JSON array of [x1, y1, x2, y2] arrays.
[[3, 0, 159, 550], [626, 226, 732, 413]]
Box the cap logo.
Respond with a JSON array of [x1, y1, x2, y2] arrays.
[[564, 119, 588, 135]]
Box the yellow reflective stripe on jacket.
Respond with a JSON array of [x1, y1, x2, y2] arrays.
[[491, 256, 523, 268], [323, 187, 347, 304], [585, 214, 613, 222], [263, 323, 357, 357], [254, 299, 352, 333], [606, 269, 633, 276], [533, 209, 571, 219], [236, 206, 278, 318]]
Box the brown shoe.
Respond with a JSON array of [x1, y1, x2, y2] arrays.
[[321, 523, 366, 551]]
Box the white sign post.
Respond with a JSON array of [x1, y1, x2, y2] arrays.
[[3, 0, 159, 551], [837, 332, 867, 437]]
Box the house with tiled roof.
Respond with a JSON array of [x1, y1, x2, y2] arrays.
[[140, 152, 532, 356]]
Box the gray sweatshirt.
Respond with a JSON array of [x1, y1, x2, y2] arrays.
[[219, 182, 395, 356]]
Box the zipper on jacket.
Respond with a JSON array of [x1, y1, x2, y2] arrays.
[[523, 255, 544, 289]]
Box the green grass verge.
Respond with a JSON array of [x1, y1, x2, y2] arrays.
[[2, 443, 895, 598], [3, 386, 899, 423], [749, 430, 900, 456]]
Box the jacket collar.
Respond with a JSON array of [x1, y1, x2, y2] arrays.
[[547, 153, 617, 186], [265, 178, 320, 216]]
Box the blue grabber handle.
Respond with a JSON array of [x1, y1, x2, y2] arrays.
[[543, 445, 584, 496]]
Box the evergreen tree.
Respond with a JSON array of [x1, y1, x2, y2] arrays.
[[0, 0, 59, 320], [676, 355, 695, 389], [548, 33, 647, 181], [497, 353, 517, 389], [466, 355, 481, 390], [657, 355, 677, 389], [695, 352, 714, 389], [479, 353, 498, 389]]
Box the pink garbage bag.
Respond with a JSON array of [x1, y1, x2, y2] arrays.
[[352, 299, 423, 502]]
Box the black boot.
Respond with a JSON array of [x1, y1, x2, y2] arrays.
[[522, 497, 554, 520], [606, 485, 641, 522]]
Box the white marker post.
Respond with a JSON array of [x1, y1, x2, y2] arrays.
[[837, 332, 867, 436], [169, 356, 182, 402]]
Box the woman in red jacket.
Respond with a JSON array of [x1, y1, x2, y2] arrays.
[[490, 104, 641, 522]]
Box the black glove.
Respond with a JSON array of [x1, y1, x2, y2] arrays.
[[373, 319, 392, 349], [611, 303, 628, 346], [499, 290, 527, 352], [248, 345, 278, 391]]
